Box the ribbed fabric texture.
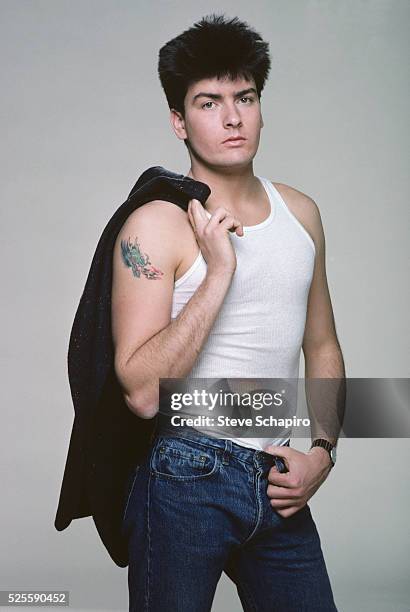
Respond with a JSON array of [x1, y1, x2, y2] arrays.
[[170, 177, 316, 451]]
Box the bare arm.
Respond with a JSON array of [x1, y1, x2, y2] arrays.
[[265, 187, 345, 517], [112, 198, 243, 419], [273, 184, 345, 461], [117, 272, 233, 419], [283, 189, 346, 461]]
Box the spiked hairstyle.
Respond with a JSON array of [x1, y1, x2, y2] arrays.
[[158, 14, 271, 116]]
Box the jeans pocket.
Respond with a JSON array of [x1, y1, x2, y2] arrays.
[[150, 437, 219, 481]]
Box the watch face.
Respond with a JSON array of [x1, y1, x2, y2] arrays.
[[330, 447, 337, 464]]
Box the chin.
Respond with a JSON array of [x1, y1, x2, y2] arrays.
[[210, 158, 255, 172], [217, 149, 256, 167], [188, 141, 257, 169]]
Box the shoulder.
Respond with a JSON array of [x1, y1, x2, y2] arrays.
[[117, 199, 191, 245], [270, 181, 325, 252], [114, 199, 191, 269], [121, 199, 188, 231], [271, 181, 321, 220]]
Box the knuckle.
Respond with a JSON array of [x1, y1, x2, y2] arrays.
[[220, 216, 233, 227]]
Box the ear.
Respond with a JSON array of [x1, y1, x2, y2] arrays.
[[260, 113, 264, 129], [170, 109, 187, 141]]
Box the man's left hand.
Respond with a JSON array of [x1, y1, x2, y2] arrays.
[[263, 445, 333, 518]]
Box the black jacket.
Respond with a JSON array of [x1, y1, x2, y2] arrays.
[[54, 166, 211, 567]]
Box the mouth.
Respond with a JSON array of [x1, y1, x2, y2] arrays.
[[222, 137, 247, 147], [222, 136, 246, 144]]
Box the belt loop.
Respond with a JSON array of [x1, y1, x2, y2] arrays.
[[222, 439, 232, 465]]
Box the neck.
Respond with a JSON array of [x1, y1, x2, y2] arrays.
[[186, 162, 261, 215]]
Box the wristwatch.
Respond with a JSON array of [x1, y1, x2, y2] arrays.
[[310, 439, 337, 468]]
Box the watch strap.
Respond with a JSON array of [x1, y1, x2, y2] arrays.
[[310, 439, 335, 467]]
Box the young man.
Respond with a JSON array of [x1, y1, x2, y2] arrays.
[[112, 14, 344, 612]]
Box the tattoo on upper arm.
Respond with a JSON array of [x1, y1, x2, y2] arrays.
[[120, 236, 164, 279]]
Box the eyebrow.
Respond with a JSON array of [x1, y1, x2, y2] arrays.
[[192, 87, 258, 103]]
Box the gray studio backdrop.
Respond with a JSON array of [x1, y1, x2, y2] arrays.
[[1, 1, 409, 611]]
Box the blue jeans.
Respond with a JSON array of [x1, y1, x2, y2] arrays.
[[122, 432, 338, 611]]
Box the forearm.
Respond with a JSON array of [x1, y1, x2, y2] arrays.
[[304, 342, 346, 446], [118, 272, 233, 417], [304, 341, 345, 379]]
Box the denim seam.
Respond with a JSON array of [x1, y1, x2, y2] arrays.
[[158, 446, 207, 463], [145, 459, 154, 610], [156, 434, 225, 453], [155, 434, 264, 467], [151, 449, 219, 481], [122, 465, 140, 525], [239, 468, 264, 546]]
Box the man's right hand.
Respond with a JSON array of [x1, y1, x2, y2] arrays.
[[187, 199, 244, 278]]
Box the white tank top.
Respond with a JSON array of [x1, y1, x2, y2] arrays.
[[170, 176, 316, 451]]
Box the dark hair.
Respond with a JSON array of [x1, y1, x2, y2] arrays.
[[158, 14, 271, 115]]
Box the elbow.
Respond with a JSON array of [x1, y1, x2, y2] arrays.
[[303, 338, 343, 359], [115, 356, 159, 419], [124, 390, 159, 419]]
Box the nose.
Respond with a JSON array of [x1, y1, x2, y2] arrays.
[[223, 103, 242, 129]]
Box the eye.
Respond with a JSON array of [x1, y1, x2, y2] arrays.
[[239, 96, 254, 104], [202, 101, 215, 109]]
